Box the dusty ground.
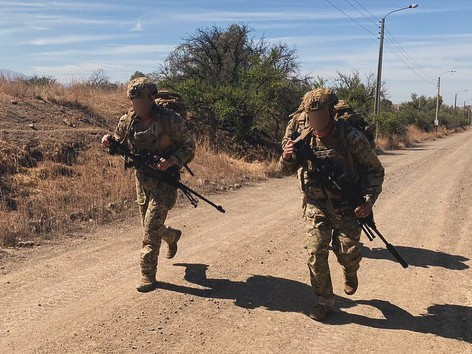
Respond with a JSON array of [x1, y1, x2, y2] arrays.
[[0, 130, 471, 353]]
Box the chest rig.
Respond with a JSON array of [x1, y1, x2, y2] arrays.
[[299, 121, 358, 203], [124, 105, 177, 159]]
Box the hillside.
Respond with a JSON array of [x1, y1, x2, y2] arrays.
[[0, 82, 276, 247]]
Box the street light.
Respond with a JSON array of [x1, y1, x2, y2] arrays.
[[374, 4, 418, 141], [434, 70, 455, 127]]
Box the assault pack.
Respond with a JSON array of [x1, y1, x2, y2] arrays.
[[334, 100, 376, 148], [155, 90, 187, 118]]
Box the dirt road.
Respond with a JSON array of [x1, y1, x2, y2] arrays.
[[1, 130, 471, 353]]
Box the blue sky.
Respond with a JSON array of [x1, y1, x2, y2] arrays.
[[0, 0, 470, 104]]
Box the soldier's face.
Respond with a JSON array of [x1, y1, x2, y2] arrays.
[[307, 108, 332, 131], [131, 97, 153, 118]]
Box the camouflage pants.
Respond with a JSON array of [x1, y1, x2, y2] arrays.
[[136, 177, 178, 278], [305, 202, 362, 307]]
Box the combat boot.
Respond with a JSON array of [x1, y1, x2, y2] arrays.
[[136, 274, 157, 293], [309, 304, 331, 321], [344, 272, 358, 295], [165, 228, 182, 259]]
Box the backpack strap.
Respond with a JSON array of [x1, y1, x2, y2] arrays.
[[336, 120, 356, 176]]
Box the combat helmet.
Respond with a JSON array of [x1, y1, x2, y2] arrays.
[[127, 77, 158, 99], [302, 87, 339, 112], [334, 99, 352, 112]]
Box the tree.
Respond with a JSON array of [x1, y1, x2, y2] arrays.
[[129, 71, 147, 81], [158, 24, 310, 150], [87, 69, 110, 87], [332, 70, 377, 117], [27, 75, 56, 86]]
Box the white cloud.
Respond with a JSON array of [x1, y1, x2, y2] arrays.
[[130, 21, 144, 32], [26, 34, 133, 46], [0, 1, 118, 11], [156, 10, 374, 23], [32, 44, 175, 58]]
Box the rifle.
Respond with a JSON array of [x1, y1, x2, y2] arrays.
[[291, 130, 408, 268], [107, 137, 225, 214]]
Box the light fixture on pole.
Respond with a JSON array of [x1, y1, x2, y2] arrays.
[[434, 70, 455, 127], [374, 4, 418, 142]]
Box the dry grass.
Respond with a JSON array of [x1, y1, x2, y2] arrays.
[[0, 147, 136, 246], [376, 125, 456, 150], [0, 79, 281, 246], [0, 139, 278, 246], [186, 139, 280, 191], [0, 78, 128, 122]]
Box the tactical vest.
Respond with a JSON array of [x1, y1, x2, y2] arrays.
[[299, 120, 359, 202], [123, 105, 177, 160]]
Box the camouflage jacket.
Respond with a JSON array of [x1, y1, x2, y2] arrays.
[[279, 118, 384, 207], [114, 103, 195, 169]]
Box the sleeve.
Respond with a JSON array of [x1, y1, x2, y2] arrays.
[[347, 128, 385, 206], [168, 113, 196, 168], [113, 114, 130, 142], [278, 117, 301, 176]]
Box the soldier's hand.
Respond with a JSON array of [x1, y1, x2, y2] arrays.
[[282, 140, 295, 160], [156, 158, 175, 171], [101, 134, 111, 148], [354, 203, 372, 218]]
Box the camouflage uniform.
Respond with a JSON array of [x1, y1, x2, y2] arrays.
[[334, 100, 376, 149], [114, 78, 195, 286], [279, 88, 384, 309]]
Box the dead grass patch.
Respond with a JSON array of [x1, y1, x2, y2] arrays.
[[376, 125, 459, 151], [0, 139, 278, 246]]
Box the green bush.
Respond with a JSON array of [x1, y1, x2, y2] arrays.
[[378, 112, 407, 137]]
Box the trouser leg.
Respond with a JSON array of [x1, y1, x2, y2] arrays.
[[140, 201, 168, 278], [331, 211, 362, 276], [305, 203, 335, 307]]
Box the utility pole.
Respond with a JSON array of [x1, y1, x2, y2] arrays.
[[374, 17, 385, 119], [434, 70, 455, 129], [373, 4, 418, 143], [434, 77, 440, 128]]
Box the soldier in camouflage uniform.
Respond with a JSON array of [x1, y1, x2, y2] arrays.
[[102, 77, 195, 292], [279, 88, 384, 321]]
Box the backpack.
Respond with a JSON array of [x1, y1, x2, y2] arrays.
[[154, 90, 187, 118], [154, 90, 194, 171], [334, 102, 376, 149]]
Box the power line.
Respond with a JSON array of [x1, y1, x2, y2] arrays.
[[383, 41, 435, 84], [344, 0, 377, 25], [325, 0, 436, 85], [341, 0, 435, 84], [352, 0, 378, 21], [324, 0, 377, 37], [384, 30, 436, 83]]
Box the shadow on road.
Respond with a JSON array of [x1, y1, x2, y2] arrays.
[[362, 245, 470, 270], [157, 263, 470, 343], [331, 297, 471, 343], [159, 263, 313, 314]]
